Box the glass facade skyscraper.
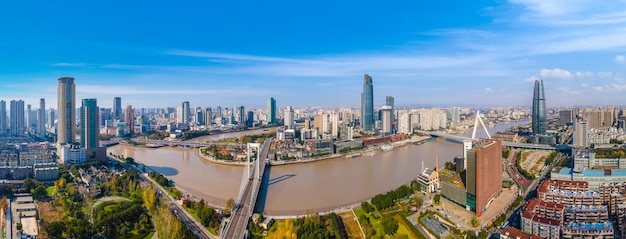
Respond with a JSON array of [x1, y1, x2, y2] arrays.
[[81, 99, 99, 149], [361, 74, 374, 132], [113, 97, 122, 120], [532, 79, 546, 135], [267, 97, 276, 125]]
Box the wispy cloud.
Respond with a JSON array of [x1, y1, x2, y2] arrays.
[[539, 68, 572, 80]]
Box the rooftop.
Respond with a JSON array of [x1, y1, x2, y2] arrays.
[[563, 222, 613, 230], [500, 227, 543, 239], [443, 171, 465, 190]]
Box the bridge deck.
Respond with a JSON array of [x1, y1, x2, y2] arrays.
[[221, 138, 271, 239]]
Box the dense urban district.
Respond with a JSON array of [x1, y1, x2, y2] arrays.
[[0, 76, 625, 239]]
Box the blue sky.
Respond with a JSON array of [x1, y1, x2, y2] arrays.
[[1, 1, 626, 109]]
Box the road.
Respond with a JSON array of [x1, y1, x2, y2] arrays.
[[222, 138, 272, 239], [109, 157, 217, 239]]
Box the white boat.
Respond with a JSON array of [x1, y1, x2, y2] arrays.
[[380, 144, 393, 151]]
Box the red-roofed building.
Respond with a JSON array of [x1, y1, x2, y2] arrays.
[[500, 227, 542, 239]]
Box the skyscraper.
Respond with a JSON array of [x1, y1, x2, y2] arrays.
[[267, 97, 276, 125], [9, 100, 25, 136], [81, 99, 99, 149], [47, 108, 55, 132], [386, 96, 394, 129], [381, 105, 392, 134], [532, 79, 546, 135], [113, 97, 122, 120], [573, 117, 588, 148], [361, 74, 374, 131], [57, 77, 76, 144], [38, 98, 46, 138], [238, 106, 245, 125], [182, 101, 190, 124], [124, 105, 134, 136], [466, 140, 502, 215], [247, 111, 254, 128], [26, 104, 32, 131], [0, 100, 6, 135], [284, 106, 294, 129]]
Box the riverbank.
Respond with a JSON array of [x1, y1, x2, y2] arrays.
[[197, 135, 433, 167]]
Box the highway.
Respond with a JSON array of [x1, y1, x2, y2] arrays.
[[222, 138, 272, 239]]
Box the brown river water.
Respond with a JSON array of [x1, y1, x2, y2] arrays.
[[108, 127, 462, 215]]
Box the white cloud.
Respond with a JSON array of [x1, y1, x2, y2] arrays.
[[597, 72, 613, 78], [525, 76, 540, 82], [539, 68, 572, 80], [575, 71, 594, 78], [558, 87, 580, 95], [485, 87, 494, 93], [616, 55, 625, 63]]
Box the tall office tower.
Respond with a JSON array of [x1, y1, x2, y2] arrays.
[[321, 114, 330, 135], [238, 106, 245, 125], [331, 113, 339, 137], [113, 97, 122, 120], [176, 107, 183, 123], [284, 106, 294, 129], [26, 104, 32, 131], [0, 100, 6, 134], [398, 112, 412, 134], [100, 108, 112, 127], [182, 101, 190, 124], [38, 98, 46, 138], [80, 99, 99, 149], [267, 97, 276, 125], [195, 107, 204, 126], [9, 100, 25, 136], [124, 105, 134, 135], [247, 111, 254, 127], [558, 109, 574, 126], [204, 107, 213, 125], [58, 77, 76, 144], [313, 115, 323, 132], [386, 96, 394, 129], [451, 107, 461, 123], [47, 109, 55, 132], [573, 117, 588, 148], [361, 74, 374, 131], [532, 79, 546, 135], [466, 140, 502, 215], [304, 118, 311, 130], [216, 106, 222, 119], [381, 105, 392, 134]]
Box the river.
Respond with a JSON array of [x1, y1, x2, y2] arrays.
[[107, 120, 530, 215]]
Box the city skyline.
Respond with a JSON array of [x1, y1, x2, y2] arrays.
[[2, 1, 626, 108]]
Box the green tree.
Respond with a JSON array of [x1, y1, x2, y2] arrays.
[[225, 197, 235, 215], [45, 221, 66, 239], [361, 201, 374, 213], [381, 215, 399, 235], [433, 194, 441, 204], [33, 185, 48, 199]]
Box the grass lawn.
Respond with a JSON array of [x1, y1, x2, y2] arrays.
[[46, 186, 55, 196], [142, 231, 155, 239], [395, 214, 427, 239], [354, 207, 385, 236]]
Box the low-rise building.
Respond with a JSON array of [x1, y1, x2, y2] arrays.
[[417, 168, 439, 193], [561, 222, 614, 239], [34, 163, 59, 181]]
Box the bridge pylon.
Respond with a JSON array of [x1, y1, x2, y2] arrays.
[[471, 111, 491, 140]]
